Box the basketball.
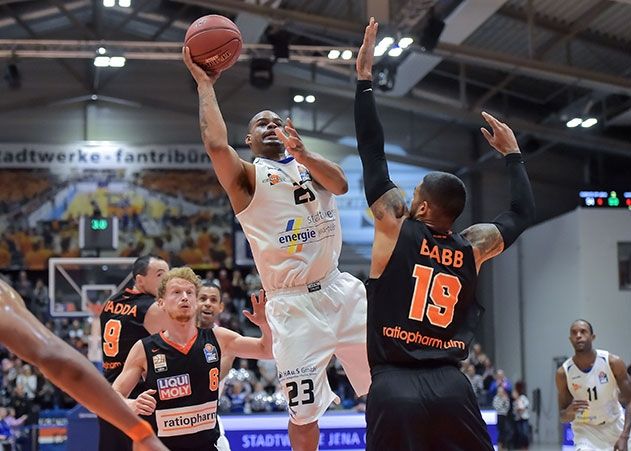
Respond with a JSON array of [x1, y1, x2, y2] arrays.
[[185, 15, 242, 73]]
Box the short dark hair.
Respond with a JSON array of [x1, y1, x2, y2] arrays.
[[419, 172, 466, 221], [572, 319, 594, 335], [132, 254, 164, 278], [201, 280, 221, 293]]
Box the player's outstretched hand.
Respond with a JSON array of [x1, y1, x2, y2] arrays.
[[274, 118, 310, 163], [480, 111, 520, 156], [356, 17, 378, 80], [243, 289, 268, 328], [133, 434, 168, 451], [129, 389, 157, 416], [182, 46, 220, 86]]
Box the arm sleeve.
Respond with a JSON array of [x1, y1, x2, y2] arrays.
[[492, 153, 536, 248], [354, 80, 397, 206]]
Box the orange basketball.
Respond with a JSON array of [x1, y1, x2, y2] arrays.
[[185, 15, 242, 73]]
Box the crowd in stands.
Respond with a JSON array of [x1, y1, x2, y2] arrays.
[[0, 170, 233, 270], [463, 343, 531, 450]]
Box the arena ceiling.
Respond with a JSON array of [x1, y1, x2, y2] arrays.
[[0, 0, 630, 220]]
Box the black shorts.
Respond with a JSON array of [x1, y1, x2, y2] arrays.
[[98, 417, 132, 451], [366, 364, 493, 451]]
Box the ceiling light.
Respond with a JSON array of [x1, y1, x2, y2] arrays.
[[398, 37, 414, 49], [327, 49, 340, 60], [377, 37, 395, 48], [388, 47, 403, 57], [293, 94, 304, 103], [581, 117, 598, 128], [341, 50, 352, 60], [102, 0, 115, 6], [109, 56, 126, 67], [98, 47, 107, 55], [118, 0, 131, 7], [305, 95, 315, 103], [94, 56, 110, 67], [566, 118, 582, 128], [374, 46, 387, 57]]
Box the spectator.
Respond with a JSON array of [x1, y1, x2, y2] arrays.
[[513, 381, 530, 450], [15, 364, 37, 400], [245, 267, 262, 295], [489, 369, 512, 399], [493, 385, 512, 451], [32, 279, 49, 320], [464, 363, 485, 402], [0, 407, 13, 451]]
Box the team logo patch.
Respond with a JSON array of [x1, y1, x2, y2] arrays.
[[263, 171, 287, 186], [598, 371, 609, 384], [153, 354, 168, 373], [157, 374, 192, 401], [203, 343, 218, 363]]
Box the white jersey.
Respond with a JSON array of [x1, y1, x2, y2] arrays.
[[563, 349, 623, 426], [236, 156, 342, 291]]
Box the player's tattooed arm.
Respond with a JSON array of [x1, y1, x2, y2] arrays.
[[461, 223, 505, 272], [371, 187, 408, 222]]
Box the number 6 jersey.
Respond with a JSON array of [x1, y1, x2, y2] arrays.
[[366, 218, 482, 369], [563, 350, 623, 425]]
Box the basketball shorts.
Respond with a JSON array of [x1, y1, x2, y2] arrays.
[[573, 416, 630, 450], [216, 416, 231, 451], [265, 269, 371, 425], [366, 364, 494, 451]]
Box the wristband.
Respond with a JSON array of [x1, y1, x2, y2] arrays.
[[504, 152, 523, 165], [127, 420, 154, 442]]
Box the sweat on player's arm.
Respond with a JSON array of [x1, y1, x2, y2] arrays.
[[182, 45, 253, 210]]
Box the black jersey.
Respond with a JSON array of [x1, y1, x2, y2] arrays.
[[100, 287, 155, 383], [143, 328, 221, 450], [367, 218, 482, 369]]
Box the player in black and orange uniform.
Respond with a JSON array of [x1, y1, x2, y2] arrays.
[[112, 267, 273, 451], [0, 280, 167, 451], [354, 19, 536, 451], [99, 254, 170, 451]]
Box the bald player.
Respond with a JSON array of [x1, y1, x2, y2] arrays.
[[355, 18, 535, 450], [557, 320, 631, 451], [0, 279, 167, 451], [184, 46, 370, 451]]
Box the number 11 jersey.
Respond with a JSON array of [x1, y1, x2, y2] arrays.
[[563, 350, 623, 425], [366, 218, 482, 369]]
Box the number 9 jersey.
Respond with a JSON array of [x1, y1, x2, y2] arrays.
[[366, 218, 482, 369]]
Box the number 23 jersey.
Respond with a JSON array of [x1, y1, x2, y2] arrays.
[[563, 349, 623, 425], [366, 218, 482, 368]]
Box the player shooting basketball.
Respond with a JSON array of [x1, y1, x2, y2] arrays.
[[183, 44, 371, 451]]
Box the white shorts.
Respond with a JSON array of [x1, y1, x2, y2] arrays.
[[573, 416, 629, 450], [216, 416, 231, 451], [265, 269, 371, 425]]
